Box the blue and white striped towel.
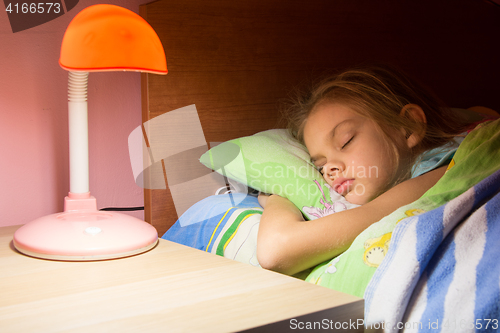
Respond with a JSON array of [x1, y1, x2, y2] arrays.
[[365, 169, 500, 333]]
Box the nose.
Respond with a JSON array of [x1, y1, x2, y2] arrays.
[[322, 160, 344, 180]]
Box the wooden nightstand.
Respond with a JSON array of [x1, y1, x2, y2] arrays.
[[0, 225, 363, 332]]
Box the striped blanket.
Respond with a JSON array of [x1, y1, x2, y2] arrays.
[[365, 169, 500, 332], [204, 206, 262, 266], [162, 193, 263, 267]]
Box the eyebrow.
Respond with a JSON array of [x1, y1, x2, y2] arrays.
[[309, 119, 354, 163]]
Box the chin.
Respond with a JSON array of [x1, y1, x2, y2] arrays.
[[345, 194, 369, 205]]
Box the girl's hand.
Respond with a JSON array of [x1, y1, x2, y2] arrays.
[[258, 192, 272, 208]]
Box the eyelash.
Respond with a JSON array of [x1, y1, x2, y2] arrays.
[[342, 136, 354, 149]]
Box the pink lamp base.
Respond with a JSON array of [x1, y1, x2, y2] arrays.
[[13, 194, 158, 261]]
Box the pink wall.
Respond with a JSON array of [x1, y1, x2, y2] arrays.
[[0, 0, 152, 227]]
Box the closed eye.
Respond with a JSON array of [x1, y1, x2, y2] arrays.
[[341, 136, 354, 149]]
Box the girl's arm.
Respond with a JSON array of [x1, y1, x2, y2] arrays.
[[256, 165, 447, 275]]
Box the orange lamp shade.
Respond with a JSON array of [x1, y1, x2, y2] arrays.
[[59, 4, 167, 74]]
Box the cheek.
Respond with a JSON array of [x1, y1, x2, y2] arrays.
[[356, 146, 393, 178], [347, 156, 375, 179]]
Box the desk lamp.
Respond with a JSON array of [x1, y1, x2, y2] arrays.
[[13, 4, 168, 261]]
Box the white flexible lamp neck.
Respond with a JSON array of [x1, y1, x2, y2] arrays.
[[67, 71, 90, 194]]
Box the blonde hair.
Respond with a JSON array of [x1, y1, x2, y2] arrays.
[[284, 65, 470, 184]]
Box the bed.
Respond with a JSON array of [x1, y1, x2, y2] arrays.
[[138, 0, 500, 330]]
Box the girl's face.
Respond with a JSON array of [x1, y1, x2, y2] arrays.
[[303, 103, 404, 205]]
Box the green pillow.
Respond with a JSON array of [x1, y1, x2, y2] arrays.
[[199, 129, 358, 220]]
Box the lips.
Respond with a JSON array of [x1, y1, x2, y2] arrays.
[[333, 178, 354, 195]]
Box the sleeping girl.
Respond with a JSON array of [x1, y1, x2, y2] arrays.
[[256, 65, 476, 276]]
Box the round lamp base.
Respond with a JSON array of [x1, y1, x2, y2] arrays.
[[13, 210, 158, 261]]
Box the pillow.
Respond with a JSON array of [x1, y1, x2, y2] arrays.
[[199, 129, 359, 220]]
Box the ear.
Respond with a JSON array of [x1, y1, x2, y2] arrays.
[[400, 104, 427, 149]]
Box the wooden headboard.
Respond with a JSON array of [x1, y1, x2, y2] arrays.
[[139, 0, 500, 236]]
